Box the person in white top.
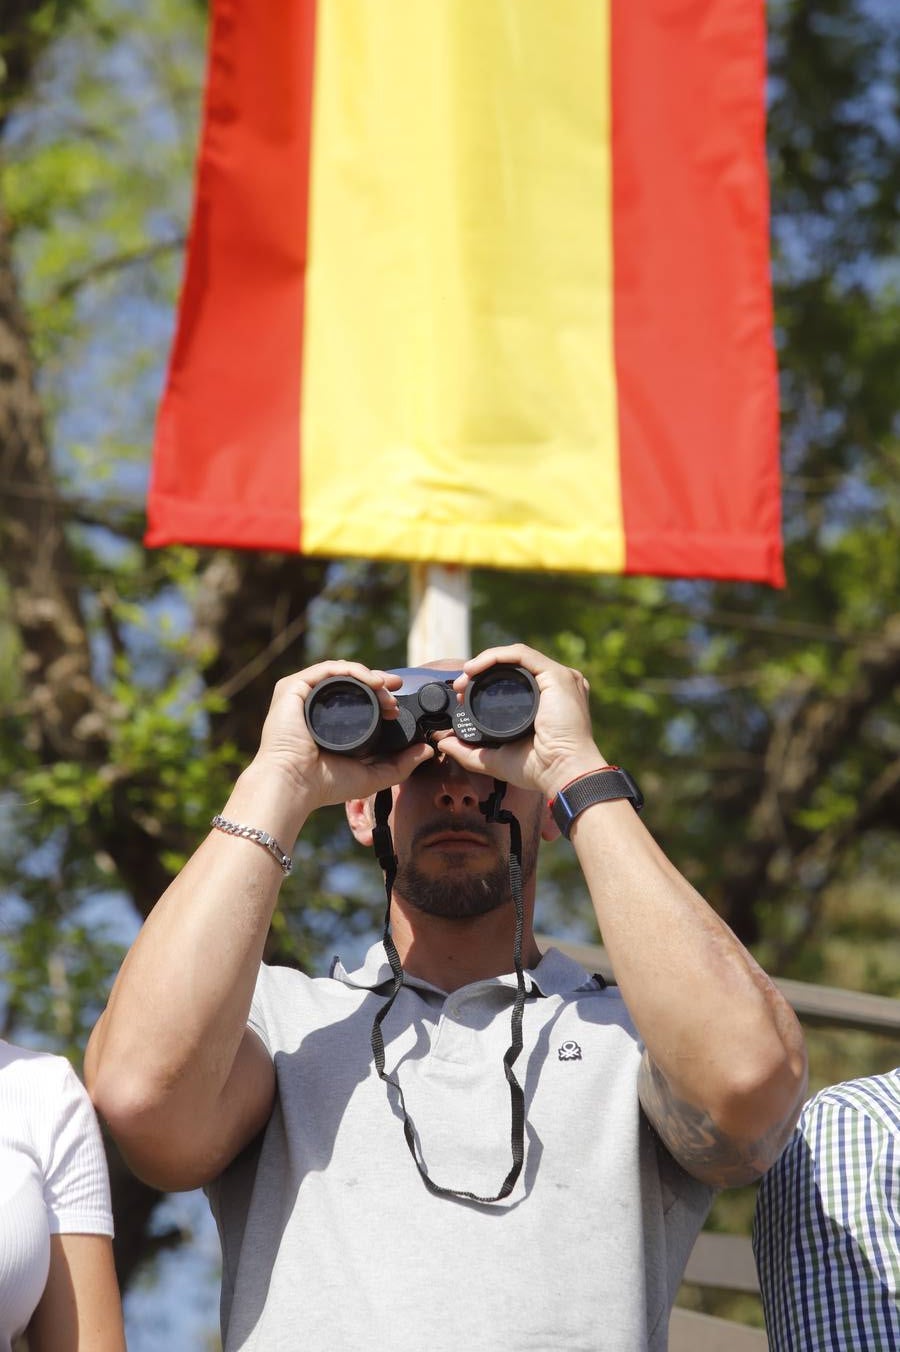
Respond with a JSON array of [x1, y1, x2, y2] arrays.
[[0, 1040, 125, 1352]]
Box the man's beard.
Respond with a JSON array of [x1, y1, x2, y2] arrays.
[[392, 817, 541, 920]]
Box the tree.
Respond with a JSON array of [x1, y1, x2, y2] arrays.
[[1, 0, 898, 1320]]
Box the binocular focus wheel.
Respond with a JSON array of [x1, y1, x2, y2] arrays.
[[417, 682, 451, 715]]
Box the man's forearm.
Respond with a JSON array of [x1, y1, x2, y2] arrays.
[[569, 796, 807, 1179], [85, 761, 310, 1166]]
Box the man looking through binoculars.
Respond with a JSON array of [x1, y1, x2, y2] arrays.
[[86, 642, 807, 1352]]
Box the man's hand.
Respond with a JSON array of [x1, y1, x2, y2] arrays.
[[436, 643, 604, 797], [251, 661, 435, 817]]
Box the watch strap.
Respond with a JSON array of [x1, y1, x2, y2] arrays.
[[550, 768, 643, 838]]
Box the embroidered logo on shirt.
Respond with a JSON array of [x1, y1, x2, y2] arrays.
[[558, 1040, 582, 1061]]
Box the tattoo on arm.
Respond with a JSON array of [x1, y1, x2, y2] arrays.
[[637, 1053, 786, 1187]]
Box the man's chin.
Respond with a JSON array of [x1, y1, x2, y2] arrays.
[[409, 894, 511, 921], [394, 861, 511, 920]]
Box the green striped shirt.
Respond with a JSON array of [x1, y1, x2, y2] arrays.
[[753, 1070, 900, 1350]]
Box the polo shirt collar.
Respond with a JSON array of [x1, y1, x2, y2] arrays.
[[331, 940, 594, 998]]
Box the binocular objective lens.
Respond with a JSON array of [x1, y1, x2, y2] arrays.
[[468, 673, 536, 735], [308, 685, 377, 748]]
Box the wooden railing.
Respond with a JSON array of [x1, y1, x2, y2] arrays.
[[541, 936, 900, 1040], [539, 935, 900, 1350]]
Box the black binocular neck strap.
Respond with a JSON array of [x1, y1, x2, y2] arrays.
[[369, 779, 528, 1204], [370, 787, 406, 1069]]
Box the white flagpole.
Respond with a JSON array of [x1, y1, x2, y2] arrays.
[[408, 564, 471, 665]]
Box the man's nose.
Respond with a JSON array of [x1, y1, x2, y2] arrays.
[[433, 759, 482, 812]]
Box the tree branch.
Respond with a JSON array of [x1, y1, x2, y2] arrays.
[[47, 235, 185, 304]]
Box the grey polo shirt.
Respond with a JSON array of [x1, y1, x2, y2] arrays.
[[208, 943, 712, 1351]]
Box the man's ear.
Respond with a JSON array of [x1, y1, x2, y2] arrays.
[[345, 797, 375, 846]]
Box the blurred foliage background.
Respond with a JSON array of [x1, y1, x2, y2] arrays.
[[1, 0, 898, 1340]]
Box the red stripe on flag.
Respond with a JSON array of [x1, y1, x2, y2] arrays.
[[611, 3, 783, 585], [146, 0, 316, 552]]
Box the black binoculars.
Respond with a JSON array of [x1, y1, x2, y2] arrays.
[[304, 664, 539, 757]]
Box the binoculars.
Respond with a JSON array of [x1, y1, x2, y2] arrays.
[[305, 664, 539, 757]]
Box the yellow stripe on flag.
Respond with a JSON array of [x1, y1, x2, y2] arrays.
[[300, 0, 624, 571]]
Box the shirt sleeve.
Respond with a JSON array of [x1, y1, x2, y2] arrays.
[[247, 963, 273, 1054], [753, 1093, 900, 1350], [42, 1059, 114, 1238]]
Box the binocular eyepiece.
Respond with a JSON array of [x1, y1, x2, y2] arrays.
[[305, 664, 539, 757]]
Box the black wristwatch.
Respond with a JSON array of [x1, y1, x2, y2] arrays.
[[550, 767, 644, 839]]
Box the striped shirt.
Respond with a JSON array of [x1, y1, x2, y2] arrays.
[[752, 1070, 900, 1351]]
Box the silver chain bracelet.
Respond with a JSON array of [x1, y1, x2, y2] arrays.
[[211, 815, 293, 875]]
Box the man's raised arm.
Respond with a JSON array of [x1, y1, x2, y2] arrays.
[[85, 662, 433, 1191], [443, 644, 808, 1187]]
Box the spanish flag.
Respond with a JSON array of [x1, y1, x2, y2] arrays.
[[147, 0, 783, 585]]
